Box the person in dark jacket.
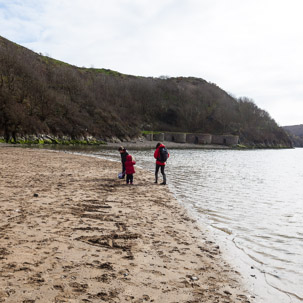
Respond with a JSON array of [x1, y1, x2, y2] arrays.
[[118, 146, 129, 178], [154, 142, 169, 185], [125, 154, 136, 184]]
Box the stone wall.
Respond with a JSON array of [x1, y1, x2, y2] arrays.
[[197, 134, 212, 144], [164, 133, 174, 142], [211, 135, 225, 145], [211, 135, 239, 145], [143, 132, 239, 146], [224, 135, 239, 146], [172, 133, 187, 143], [186, 134, 197, 144], [153, 133, 164, 142], [144, 134, 153, 141], [186, 133, 212, 144]]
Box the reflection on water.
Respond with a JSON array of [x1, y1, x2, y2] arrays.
[[173, 149, 303, 303], [39, 146, 303, 302], [175, 149, 303, 302]]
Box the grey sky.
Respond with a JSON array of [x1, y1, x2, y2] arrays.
[[1, 0, 302, 125]]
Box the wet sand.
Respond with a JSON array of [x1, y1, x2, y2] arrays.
[[0, 147, 252, 302]]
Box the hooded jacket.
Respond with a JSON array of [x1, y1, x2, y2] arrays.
[[154, 144, 169, 166], [125, 155, 136, 174], [120, 149, 129, 165]]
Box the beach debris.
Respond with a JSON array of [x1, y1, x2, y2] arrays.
[[142, 294, 150, 301], [98, 262, 114, 270], [53, 284, 64, 291], [96, 290, 119, 301], [33, 193, 39, 197], [224, 290, 232, 295], [69, 281, 88, 293], [0, 248, 9, 260], [187, 275, 199, 281]]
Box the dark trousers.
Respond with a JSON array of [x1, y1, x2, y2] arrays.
[[155, 164, 166, 183], [122, 164, 126, 178], [126, 174, 133, 184]]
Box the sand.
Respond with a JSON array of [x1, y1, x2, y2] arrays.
[[0, 147, 252, 303]]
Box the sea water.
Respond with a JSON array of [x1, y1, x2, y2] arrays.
[[43, 146, 303, 302]]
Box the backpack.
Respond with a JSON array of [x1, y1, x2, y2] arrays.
[[159, 147, 168, 162]]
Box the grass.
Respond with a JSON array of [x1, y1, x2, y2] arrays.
[[142, 131, 162, 135]]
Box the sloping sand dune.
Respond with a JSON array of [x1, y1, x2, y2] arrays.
[[0, 147, 252, 303]]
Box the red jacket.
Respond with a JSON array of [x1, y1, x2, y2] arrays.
[[125, 155, 136, 174], [154, 144, 169, 166]]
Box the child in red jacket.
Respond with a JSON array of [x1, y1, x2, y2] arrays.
[[125, 154, 136, 184]]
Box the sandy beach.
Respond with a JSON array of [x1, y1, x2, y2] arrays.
[[0, 147, 252, 303]]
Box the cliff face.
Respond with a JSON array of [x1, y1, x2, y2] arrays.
[[0, 35, 292, 147]]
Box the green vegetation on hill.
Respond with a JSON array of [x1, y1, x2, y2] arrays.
[[0, 35, 292, 147]]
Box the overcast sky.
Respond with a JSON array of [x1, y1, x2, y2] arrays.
[[1, 0, 302, 126]]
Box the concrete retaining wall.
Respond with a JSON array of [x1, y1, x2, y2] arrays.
[[144, 134, 153, 141], [143, 131, 239, 146], [164, 133, 174, 141], [153, 133, 164, 142], [186, 134, 197, 144], [211, 135, 225, 145], [197, 134, 212, 144], [211, 135, 239, 145], [186, 133, 212, 144], [172, 133, 187, 143], [225, 135, 239, 145]]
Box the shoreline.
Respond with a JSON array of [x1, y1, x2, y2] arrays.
[[1, 140, 294, 150], [1, 141, 231, 150], [0, 147, 252, 302], [104, 140, 231, 150]]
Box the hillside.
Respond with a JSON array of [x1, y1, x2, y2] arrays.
[[0, 35, 292, 147], [283, 124, 303, 137], [283, 125, 303, 147]]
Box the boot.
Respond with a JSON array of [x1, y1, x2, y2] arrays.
[[160, 174, 166, 185], [155, 174, 158, 184]]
